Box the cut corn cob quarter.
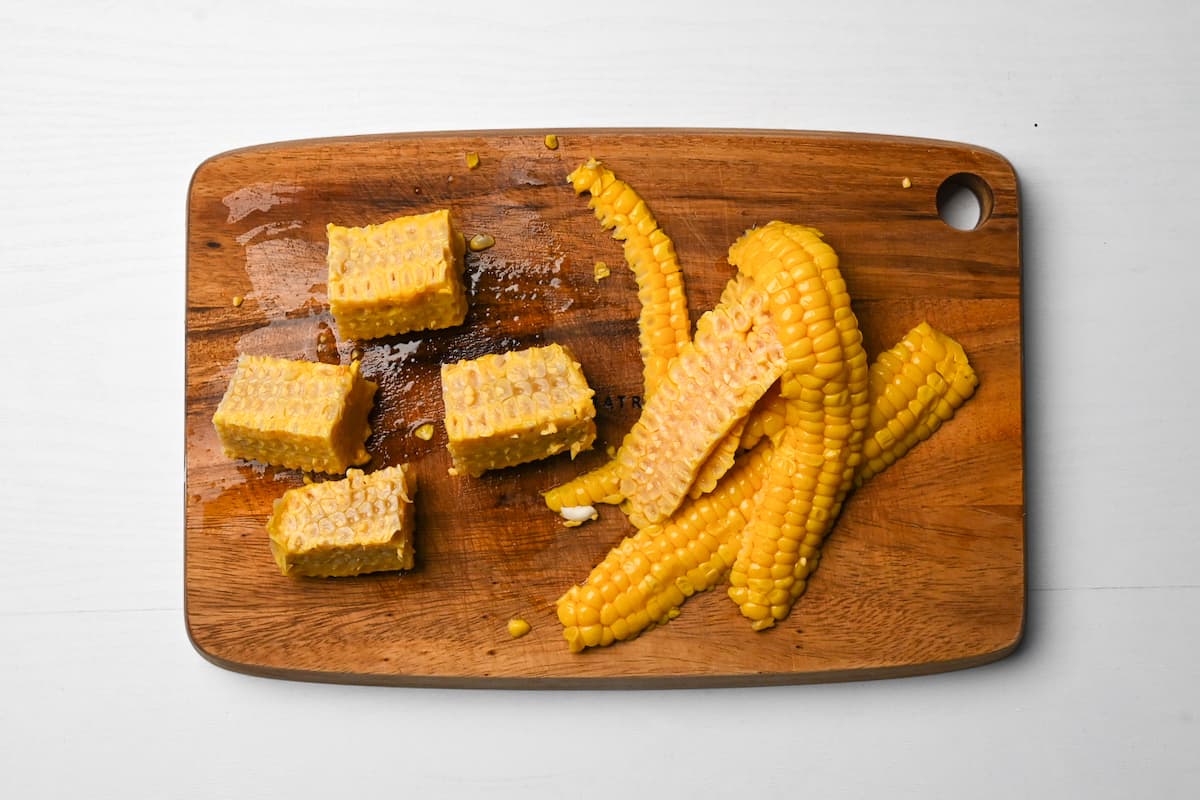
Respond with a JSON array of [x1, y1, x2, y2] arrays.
[[441, 343, 597, 478], [212, 354, 376, 474], [267, 465, 417, 578], [326, 209, 467, 340]]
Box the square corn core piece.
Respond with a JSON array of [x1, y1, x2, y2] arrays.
[[267, 465, 417, 577], [212, 355, 376, 474], [327, 209, 467, 340], [441, 343, 597, 477]]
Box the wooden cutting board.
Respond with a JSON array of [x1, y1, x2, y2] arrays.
[[185, 129, 1023, 687]]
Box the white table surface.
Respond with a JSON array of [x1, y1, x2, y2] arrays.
[[3, 1, 1197, 797]]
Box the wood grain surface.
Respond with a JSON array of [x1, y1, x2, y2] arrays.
[[184, 129, 1023, 688]]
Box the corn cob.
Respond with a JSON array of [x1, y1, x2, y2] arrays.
[[212, 354, 376, 474], [557, 322, 979, 650], [266, 464, 416, 577], [557, 442, 774, 651], [567, 159, 690, 396], [616, 274, 785, 528], [855, 321, 979, 486], [441, 343, 597, 478], [326, 209, 467, 340], [726, 222, 870, 630]]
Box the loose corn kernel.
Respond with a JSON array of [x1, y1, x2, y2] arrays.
[[466, 152, 480, 169], [507, 618, 532, 639], [544, 134, 559, 150], [593, 261, 610, 282], [413, 422, 435, 441], [901, 177, 912, 189], [231, 295, 244, 307], [468, 233, 495, 252]]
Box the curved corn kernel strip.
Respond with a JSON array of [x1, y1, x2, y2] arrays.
[[557, 442, 774, 651], [726, 222, 870, 630], [616, 274, 785, 528], [567, 159, 691, 396], [543, 459, 624, 512], [854, 321, 979, 486], [739, 382, 787, 451]]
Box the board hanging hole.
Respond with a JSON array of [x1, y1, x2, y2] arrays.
[[936, 172, 994, 231]]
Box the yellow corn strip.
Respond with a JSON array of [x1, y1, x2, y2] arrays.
[[689, 418, 748, 499], [855, 321, 978, 485], [543, 458, 624, 512], [557, 321, 979, 650], [557, 442, 774, 651], [616, 274, 785, 528], [567, 159, 691, 396], [441, 344, 597, 477], [726, 222, 870, 630], [212, 354, 377, 474], [267, 464, 416, 577]]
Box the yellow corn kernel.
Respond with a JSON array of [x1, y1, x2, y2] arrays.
[[413, 422, 435, 441], [544, 134, 559, 150], [231, 295, 244, 307], [616, 274, 785, 528], [266, 464, 416, 577], [507, 618, 532, 638], [466, 152, 480, 169], [441, 343, 596, 477], [212, 354, 376, 474], [726, 222, 869, 629], [855, 321, 979, 486], [567, 159, 691, 397], [326, 210, 467, 340], [557, 442, 773, 651], [468, 233, 495, 252], [593, 260, 610, 282]]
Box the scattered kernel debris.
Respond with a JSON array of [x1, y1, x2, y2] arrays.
[[507, 618, 532, 639], [559, 504, 598, 527], [593, 261, 610, 282], [414, 422, 435, 441], [468, 233, 496, 252], [901, 176, 912, 189], [544, 134, 559, 150], [232, 295, 244, 307], [466, 152, 480, 170]]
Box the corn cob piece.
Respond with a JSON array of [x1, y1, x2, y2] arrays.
[[616, 274, 785, 528], [441, 343, 597, 478], [212, 354, 376, 474], [266, 465, 416, 577], [543, 459, 624, 513], [568, 159, 690, 396], [726, 222, 870, 630], [855, 321, 979, 486], [326, 209, 467, 340], [557, 442, 774, 651]]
